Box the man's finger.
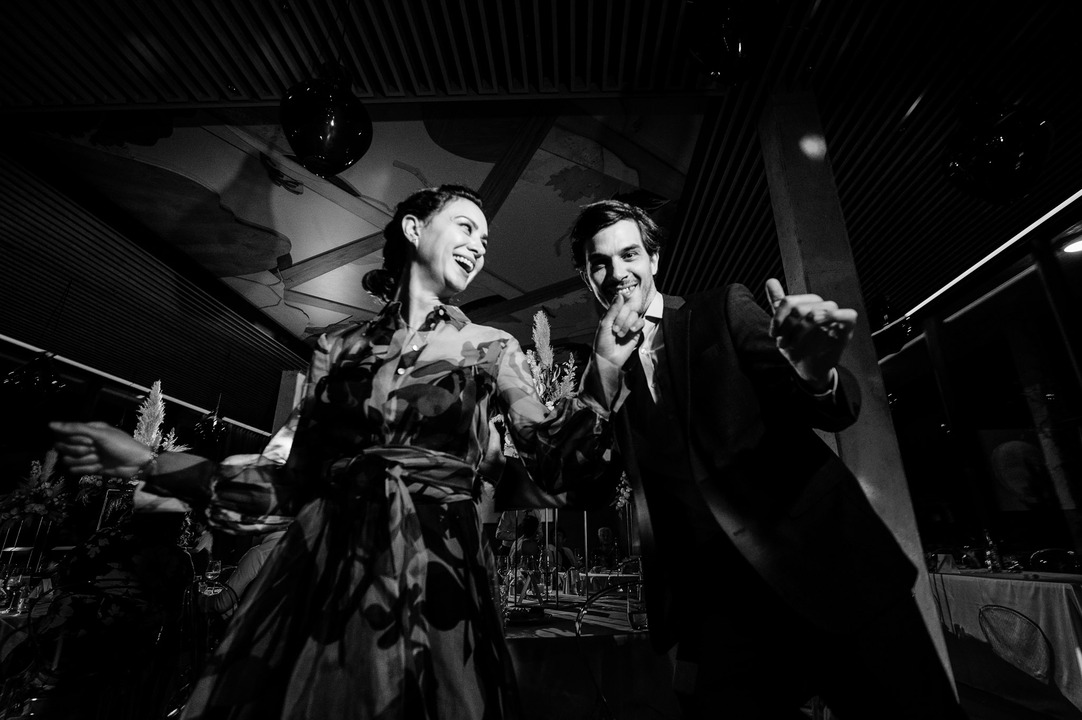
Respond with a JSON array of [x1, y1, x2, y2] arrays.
[[765, 278, 786, 309], [600, 291, 626, 330], [823, 308, 858, 327]]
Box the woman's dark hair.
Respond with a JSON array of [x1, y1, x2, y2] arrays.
[[362, 184, 484, 302], [568, 199, 663, 270]]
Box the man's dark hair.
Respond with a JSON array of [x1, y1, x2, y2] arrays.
[[569, 199, 664, 270]]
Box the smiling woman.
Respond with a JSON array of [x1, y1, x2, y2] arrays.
[[49, 184, 645, 719]]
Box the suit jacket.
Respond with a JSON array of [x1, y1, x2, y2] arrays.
[[618, 285, 916, 651]]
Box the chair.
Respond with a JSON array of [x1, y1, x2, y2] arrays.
[[977, 604, 1053, 683]]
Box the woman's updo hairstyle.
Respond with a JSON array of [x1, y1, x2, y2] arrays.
[[362, 184, 484, 302]]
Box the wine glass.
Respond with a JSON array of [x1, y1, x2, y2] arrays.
[[202, 560, 223, 596]]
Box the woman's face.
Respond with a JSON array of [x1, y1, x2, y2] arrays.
[[408, 197, 488, 299]]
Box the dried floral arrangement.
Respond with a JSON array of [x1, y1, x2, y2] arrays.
[[1, 380, 190, 526], [504, 310, 632, 509]]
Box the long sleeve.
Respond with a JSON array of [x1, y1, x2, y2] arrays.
[[494, 334, 622, 500], [142, 331, 336, 535], [724, 283, 860, 432]]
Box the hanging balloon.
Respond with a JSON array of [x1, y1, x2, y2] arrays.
[[280, 65, 373, 178], [684, 0, 773, 84], [945, 96, 1051, 204]]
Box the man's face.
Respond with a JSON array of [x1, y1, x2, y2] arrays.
[[580, 219, 659, 315]]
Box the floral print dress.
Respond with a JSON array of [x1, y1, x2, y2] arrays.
[[174, 302, 616, 720]]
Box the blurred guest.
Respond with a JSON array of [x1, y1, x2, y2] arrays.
[[590, 526, 620, 571]]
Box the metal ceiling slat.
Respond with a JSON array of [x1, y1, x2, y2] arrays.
[[395, 1, 437, 95], [302, 0, 375, 97], [583, 0, 595, 91], [549, 0, 561, 92], [227, 0, 296, 97], [4, 8, 99, 106], [139, 3, 222, 101], [0, 44, 54, 107], [568, 0, 581, 91], [191, 2, 276, 99], [0, 178, 304, 366], [455, 0, 488, 94], [493, 1, 524, 93], [613, 0, 631, 91], [600, 0, 614, 91], [258, 0, 323, 86], [168, 2, 254, 101], [432, 0, 467, 94], [631, 0, 651, 90], [14, 3, 123, 104], [662, 0, 687, 88], [530, 0, 549, 92], [71, 1, 163, 103], [473, 1, 500, 93], [669, 0, 807, 286], [358, 0, 405, 96], [109, 5, 189, 103], [510, 1, 531, 92], [644, 0, 669, 90], [418, 0, 462, 95]]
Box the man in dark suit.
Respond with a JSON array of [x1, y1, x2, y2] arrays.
[[572, 200, 965, 719]]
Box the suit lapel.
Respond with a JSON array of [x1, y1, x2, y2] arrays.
[[659, 294, 690, 432]]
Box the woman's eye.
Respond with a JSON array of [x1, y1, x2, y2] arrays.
[[461, 223, 473, 234]]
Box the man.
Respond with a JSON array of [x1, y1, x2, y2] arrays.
[[572, 200, 965, 719]]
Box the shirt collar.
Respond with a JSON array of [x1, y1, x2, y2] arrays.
[[643, 291, 665, 324]]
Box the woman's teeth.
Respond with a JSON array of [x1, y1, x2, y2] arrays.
[[454, 256, 475, 272]]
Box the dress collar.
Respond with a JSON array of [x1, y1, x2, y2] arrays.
[[372, 300, 470, 333]]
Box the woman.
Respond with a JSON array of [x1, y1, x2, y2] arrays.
[[51, 185, 643, 719]]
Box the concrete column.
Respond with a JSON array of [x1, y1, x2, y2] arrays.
[[758, 91, 954, 677]]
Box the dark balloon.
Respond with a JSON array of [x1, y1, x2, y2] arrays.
[[946, 97, 1052, 204], [684, 0, 775, 84], [280, 72, 373, 178]]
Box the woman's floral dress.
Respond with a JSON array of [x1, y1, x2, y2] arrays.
[[163, 301, 617, 720]]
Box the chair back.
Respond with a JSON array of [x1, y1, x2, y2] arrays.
[[978, 604, 1053, 683]]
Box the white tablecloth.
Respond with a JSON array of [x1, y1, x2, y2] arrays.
[[929, 571, 1082, 717]]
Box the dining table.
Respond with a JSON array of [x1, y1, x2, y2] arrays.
[[929, 569, 1082, 718]]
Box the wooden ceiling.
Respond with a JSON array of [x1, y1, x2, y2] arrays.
[[1, 0, 1081, 431]]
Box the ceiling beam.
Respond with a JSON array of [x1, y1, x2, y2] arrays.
[[478, 114, 557, 214], [467, 277, 586, 323], [284, 289, 376, 319], [280, 231, 385, 289], [551, 115, 688, 202]]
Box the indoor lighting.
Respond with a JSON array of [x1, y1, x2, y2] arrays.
[[1065, 238, 1082, 253], [873, 185, 1082, 336]]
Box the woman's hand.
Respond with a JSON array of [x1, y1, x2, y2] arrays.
[[49, 421, 156, 477]]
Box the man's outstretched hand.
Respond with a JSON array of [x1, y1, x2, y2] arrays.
[[765, 278, 856, 391]]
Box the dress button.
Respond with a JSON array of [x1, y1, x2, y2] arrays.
[[412, 344, 419, 351], [396, 368, 405, 375]]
